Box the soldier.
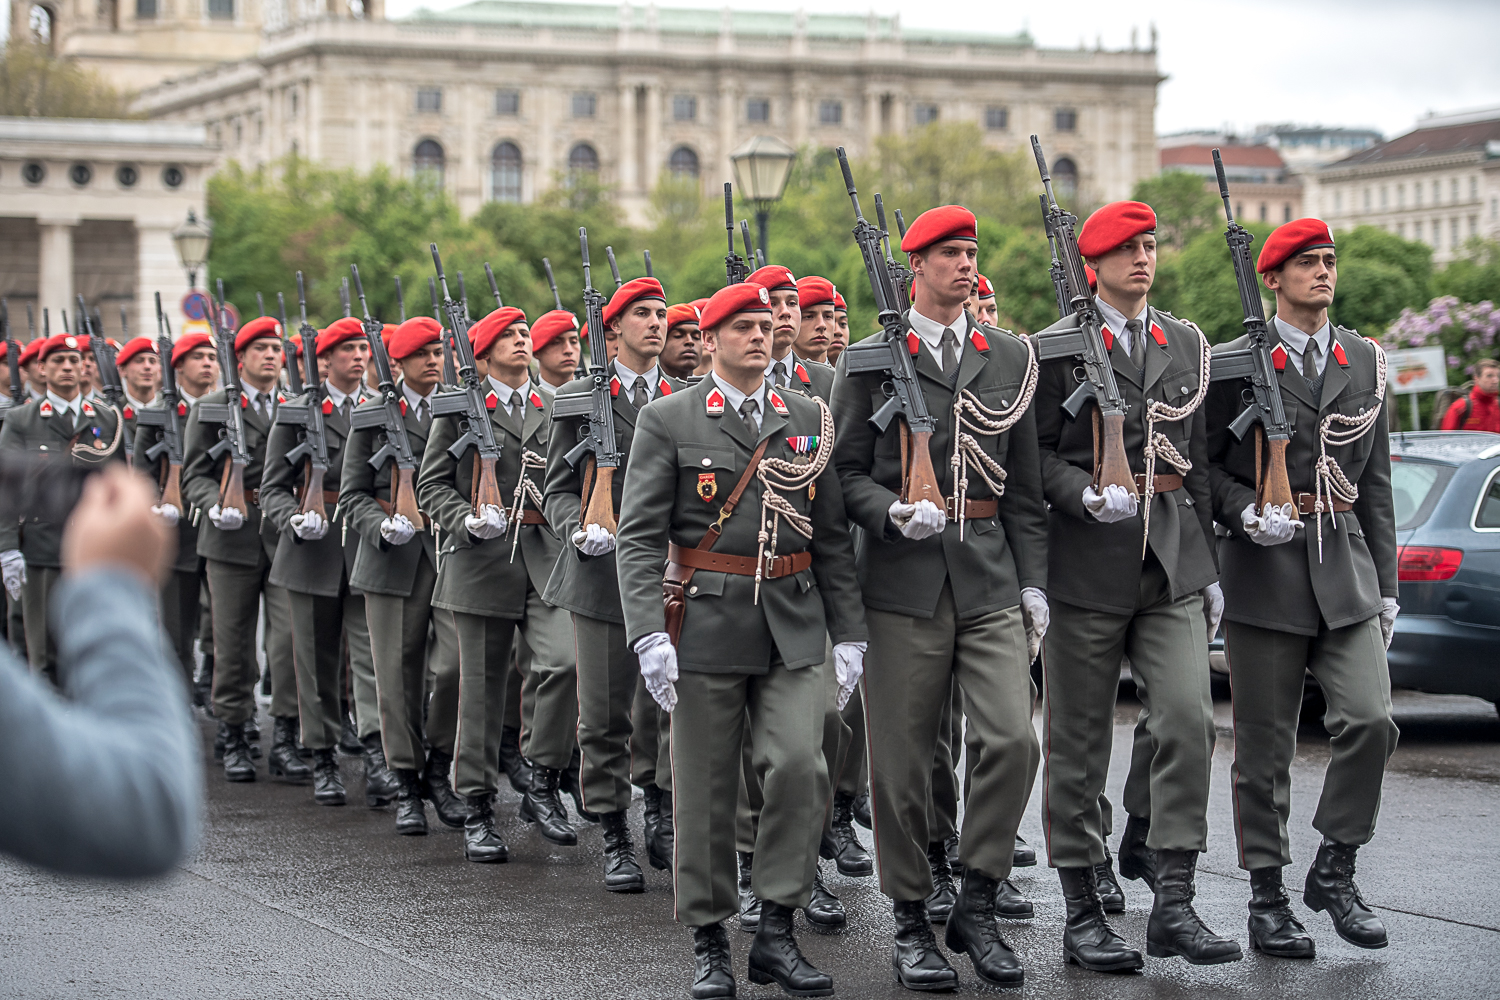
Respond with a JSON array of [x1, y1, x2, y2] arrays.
[[19, 337, 46, 400], [532, 309, 582, 394], [117, 336, 161, 414], [792, 276, 835, 364], [543, 277, 686, 893], [746, 265, 834, 400], [828, 294, 849, 367], [0, 333, 127, 683], [1207, 219, 1399, 956], [1032, 201, 1236, 973], [617, 280, 867, 1000], [416, 304, 577, 863], [660, 303, 702, 381], [972, 275, 999, 328], [831, 205, 1048, 990]]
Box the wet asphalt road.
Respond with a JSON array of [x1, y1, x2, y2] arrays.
[[3, 688, 1498, 1000]]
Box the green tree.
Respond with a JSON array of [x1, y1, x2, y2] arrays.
[[0, 42, 137, 119], [1129, 171, 1221, 250], [1172, 223, 1275, 342], [1329, 225, 1432, 333], [1433, 239, 1500, 305], [982, 227, 1063, 335]]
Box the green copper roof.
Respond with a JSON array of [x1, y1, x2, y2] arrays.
[[404, 1, 1032, 47]]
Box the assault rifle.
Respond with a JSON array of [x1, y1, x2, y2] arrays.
[[724, 183, 750, 285], [77, 295, 125, 414], [137, 292, 185, 509], [554, 228, 620, 535], [1029, 135, 1137, 498], [275, 271, 333, 523], [1040, 195, 1074, 318], [834, 146, 943, 509], [874, 194, 911, 312], [199, 280, 251, 516], [394, 275, 407, 323], [484, 262, 505, 310], [606, 246, 623, 289], [350, 264, 425, 528], [277, 292, 304, 395], [644, 250, 653, 277], [1206, 147, 1297, 516], [428, 244, 504, 515], [428, 277, 457, 386], [2, 299, 21, 409], [740, 221, 758, 270], [547, 256, 584, 381]]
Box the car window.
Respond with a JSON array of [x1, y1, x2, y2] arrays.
[[1390, 458, 1454, 530], [1476, 470, 1500, 529]]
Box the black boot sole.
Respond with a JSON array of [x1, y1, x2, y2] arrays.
[[464, 848, 509, 863], [803, 915, 847, 934], [891, 964, 959, 993], [431, 806, 468, 830], [647, 846, 672, 871], [943, 926, 1024, 987], [996, 904, 1034, 920], [1302, 895, 1388, 949], [365, 791, 396, 808], [1063, 947, 1143, 973], [605, 878, 646, 893], [1249, 933, 1317, 959], [224, 770, 256, 782], [833, 856, 874, 877], [396, 822, 428, 836], [1145, 940, 1244, 964], [1117, 857, 1155, 892], [747, 963, 833, 997], [267, 761, 311, 782]]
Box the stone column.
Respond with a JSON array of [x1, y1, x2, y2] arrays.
[[643, 81, 662, 189], [717, 77, 737, 191], [459, 82, 480, 213], [618, 81, 638, 194], [37, 218, 78, 318], [791, 76, 810, 147], [136, 221, 191, 336]]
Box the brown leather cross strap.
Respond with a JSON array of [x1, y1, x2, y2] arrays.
[[668, 543, 811, 579], [943, 496, 997, 520], [1294, 493, 1353, 515], [1134, 473, 1184, 494]]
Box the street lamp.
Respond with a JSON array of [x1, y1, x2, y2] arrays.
[[172, 208, 213, 289], [729, 135, 796, 263]]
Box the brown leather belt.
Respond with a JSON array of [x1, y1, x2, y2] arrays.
[[517, 509, 548, 525], [943, 497, 998, 519], [1134, 473, 1184, 494], [374, 497, 432, 529], [1294, 493, 1353, 515], [668, 542, 811, 579]]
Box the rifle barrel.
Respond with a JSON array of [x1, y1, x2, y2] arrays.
[[1212, 148, 1236, 222]]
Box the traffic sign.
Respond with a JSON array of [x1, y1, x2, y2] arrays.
[[182, 290, 211, 321]]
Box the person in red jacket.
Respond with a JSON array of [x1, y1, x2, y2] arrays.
[[1441, 359, 1500, 431]]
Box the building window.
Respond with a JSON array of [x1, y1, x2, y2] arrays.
[[819, 100, 843, 126], [288, 87, 298, 117], [413, 139, 444, 187], [136, 0, 156, 18], [1397, 223, 1405, 238], [1470, 215, 1479, 237], [1284, 203, 1292, 222], [1414, 183, 1422, 207], [1492, 197, 1497, 219], [29, 4, 53, 47], [1396, 183, 1404, 207], [1054, 108, 1077, 132], [1433, 180, 1440, 202], [1334, 190, 1342, 212], [206, 0, 233, 20], [568, 142, 599, 175], [672, 95, 696, 121], [1451, 218, 1459, 247], [1259, 202, 1268, 222], [491, 141, 522, 203], [1362, 188, 1370, 209], [746, 98, 769, 123], [1380, 186, 1387, 208], [1414, 220, 1422, 242], [1451, 178, 1460, 201], [494, 89, 520, 116], [572, 93, 596, 118], [1471, 177, 1479, 200], [416, 87, 442, 113], [234, 118, 242, 144], [669, 146, 699, 179], [984, 106, 1008, 131], [1052, 157, 1078, 199], [913, 103, 939, 127]]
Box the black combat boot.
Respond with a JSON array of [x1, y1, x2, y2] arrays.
[[944, 869, 1024, 987], [311, 749, 345, 805], [1058, 866, 1143, 973], [1146, 849, 1243, 964], [653, 789, 676, 870], [924, 841, 957, 922], [267, 716, 312, 781], [994, 878, 1034, 919], [691, 922, 735, 999], [361, 733, 400, 807], [463, 793, 508, 863], [802, 864, 846, 932], [748, 901, 833, 997], [213, 720, 230, 761], [944, 833, 963, 876], [1096, 847, 1126, 914], [891, 899, 958, 992], [600, 810, 645, 893], [338, 714, 363, 755], [1117, 814, 1156, 891], [194, 643, 214, 715], [1249, 867, 1315, 957], [738, 851, 761, 932], [642, 783, 663, 857], [1303, 839, 1387, 949], [394, 769, 428, 836], [1012, 834, 1037, 868], [420, 748, 468, 829], [519, 765, 578, 845], [821, 791, 873, 876], [243, 717, 262, 758], [222, 723, 256, 782], [498, 726, 531, 794], [562, 748, 598, 822], [851, 790, 872, 830]]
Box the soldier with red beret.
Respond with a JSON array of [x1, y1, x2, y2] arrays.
[[531, 309, 582, 393], [18, 337, 47, 400], [1207, 218, 1399, 956], [660, 303, 702, 381], [828, 293, 850, 367], [745, 265, 833, 401], [792, 276, 837, 365]]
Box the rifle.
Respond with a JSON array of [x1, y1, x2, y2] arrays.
[[457, 271, 472, 322], [1206, 148, 1297, 516], [1028, 136, 1137, 498], [643, 251, 653, 277], [1040, 195, 1074, 319], [199, 280, 251, 516], [484, 262, 505, 309], [605, 246, 623, 289], [875, 194, 911, 311], [350, 264, 425, 529], [740, 221, 756, 269], [277, 292, 304, 395], [256, 292, 265, 318], [543, 258, 563, 310], [3, 299, 21, 407], [78, 295, 127, 427], [428, 244, 504, 515], [394, 276, 407, 323], [277, 271, 333, 522], [833, 147, 943, 509], [340, 277, 352, 318], [138, 292, 185, 509], [429, 277, 457, 385], [724, 183, 749, 285], [553, 227, 620, 536]]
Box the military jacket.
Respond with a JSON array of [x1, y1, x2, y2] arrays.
[[831, 312, 1047, 621], [134, 402, 200, 575], [181, 386, 283, 568], [774, 354, 835, 403], [1206, 324, 1396, 634], [1033, 304, 1217, 615], [341, 389, 437, 598]]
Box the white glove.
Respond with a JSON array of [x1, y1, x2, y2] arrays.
[[1, 549, 25, 602], [1203, 581, 1225, 646], [208, 504, 244, 531], [889, 498, 947, 540], [1242, 502, 1302, 546], [464, 504, 508, 541], [1379, 596, 1400, 650], [571, 523, 617, 557], [832, 641, 867, 711], [635, 632, 679, 712], [1020, 586, 1049, 664], [380, 514, 416, 546], [152, 503, 181, 527], [289, 509, 328, 541], [1082, 483, 1139, 523]]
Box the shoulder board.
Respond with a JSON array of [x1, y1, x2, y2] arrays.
[[705, 387, 724, 416], [1272, 344, 1288, 371], [768, 390, 788, 415], [610, 374, 621, 398], [969, 328, 989, 352], [658, 377, 673, 396], [530, 389, 544, 409], [484, 390, 498, 410], [38, 400, 53, 417], [1100, 325, 1114, 351], [1150, 321, 1168, 347], [1332, 341, 1349, 367], [906, 331, 920, 356]]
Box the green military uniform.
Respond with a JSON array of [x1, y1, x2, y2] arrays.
[[830, 314, 1047, 900], [617, 374, 867, 927], [134, 395, 204, 687], [1033, 305, 1219, 869]]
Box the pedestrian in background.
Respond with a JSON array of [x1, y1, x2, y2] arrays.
[[1439, 358, 1500, 432]]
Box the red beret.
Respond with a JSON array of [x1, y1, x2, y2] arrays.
[[381, 323, 398, 349], [19, 338, 44, 366], [170, 332, 214, 366], [114, 336, 157, 367], [747, 265, 797, 292], [603, 277, 667, 328], [530, 310, 580, 353], [234, 316, 284, 353], [1085, 265, 1098, 292], [1078, 201, 1157, 258], [833, 292, 847, 312], [1257, 218, 1336, 274], [900, 206, 977, 253], [690, 297, 709, 312], [388, 317, 442, 361], [317, 316, 366, 356], [38, 333, 85, 361], [795, 276, 836, 310], [975, 274, 995, 300], [700, 281, 772, 331], [666, 303, 701, 330], [469, 306, 528, 360]]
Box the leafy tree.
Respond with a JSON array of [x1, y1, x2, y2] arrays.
[[0, 43, 137, 119], [1433, 239, 1500, 305], [1331, 258, 1417, 334], [1130, 171, 1221, 250], [983, 227, 1063, 335], [1170, 223, 1275, 342], [1335, 225, 1433, 305]]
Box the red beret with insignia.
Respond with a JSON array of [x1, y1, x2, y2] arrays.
[[795, 276, 837, 310], [1257, 218, 1336, 274], [530, 309, 580, 353], [1077, 201, 1157, 258], [316, 316, 366, 356], [900, 205, 978, 254], [38, 333, 84, 362], [690, 297, 709, 312], [114, 336, 157, 368], [469, 306, 528, 360], [603, 277, 667, 328], [233, 315, 283, 353], [389, 316, 443, 361], [833, 292, 847, 312], [666, 303, 701, 330], [700, 281, 772, 332], [747, 265, 798, 292], [975, 274, 995, 300], [19, 338, 44, 366], [170, 332, 214, 367]]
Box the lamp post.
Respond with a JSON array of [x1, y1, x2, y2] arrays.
[[172, 208, 213, 289], [729, 135, 796, 263]]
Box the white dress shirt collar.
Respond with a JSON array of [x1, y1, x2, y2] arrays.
[[907, 308, 967, 371], [710, 373, 768, 432], [323, 381, 352, 410], [1094, 297, 1150, 356], [486, 375, 525, 414], [614, 359, 660, 401], [1273, 316, 1333, 377], [45, 389, 81, 417], [401, 381, 436, 412]]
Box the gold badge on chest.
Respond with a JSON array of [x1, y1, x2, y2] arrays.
[[697, 473, 717, 503]]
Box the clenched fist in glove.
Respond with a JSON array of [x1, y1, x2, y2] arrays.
[[1020, 587, 1049, 664], [208, 504, 244, 531], [464, 504, 508, 541], [380, 514, 416, 546], [832, 641, 866, 711], [889, 498, 947, 540], [1242, 502, 1301, 546], [571, 522, 616, 557], [1, 549, 25, 602], [290, 509, 328, 541], [1379, 597, 1400, 650], [635, 632, 679, 712], [152, 503, 181, 527], [1083, 483, 1139, 524], [1203, 582, 1225, 647]]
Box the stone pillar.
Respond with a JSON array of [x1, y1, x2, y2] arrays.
[[863, 86, 879, 151], [643, 81, 662, 189], [619, 81, 638, 194], [136, 222, 192, 336], [459, 82, 480, 213], [791, 76, 810, 147], [717, 77, 737, 191], [536, 86, 555, 196], [37, 218, 78, 318]]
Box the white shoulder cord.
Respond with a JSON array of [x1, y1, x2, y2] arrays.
[[1139, 324, 1212, 555], [1312, 336, 1388, 561], [70, 401, 125, 463], [752, 397, 835, 604], [949, 332, 1038, 540], [508, 447, 548, 562]]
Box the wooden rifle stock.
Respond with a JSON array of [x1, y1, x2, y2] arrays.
[[580, 457, 618, 535], [901, 429, 944, 508], [1094, 411, 1138, 497], [1256, 429, 1298, 518], [159, 457, 184, 511], [219, 455, 247, 515], [472, 452, 504, 515], [299, 460, 328, 519], [391, 465, 424, 526]]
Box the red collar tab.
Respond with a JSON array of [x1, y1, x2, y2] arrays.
[[969, 329, 989, 352], [794, 362, 810, 384], [122, 405, 135, 420], [177, 401, 188, 417], [240, 396, 249, 409], [81, 400, 95, 417], [278, 393, 286, 404], [38, 400, 53, 417], [529, 389, 544, 409], [1272, 344, 1288, 371], [1332, 341, 1349, 367], [658, 377, 673, 396], [484, 390, 498, 410], [1100, 325, 1115, 352], [399, 398, 408, 416], [1150, 322, 1168, 347], [322, 398, 334, 415], [705, 387, 724, 416], [768, 390, 788, 416], [907, 331, 920, 356], [610, 375, 621, 398]]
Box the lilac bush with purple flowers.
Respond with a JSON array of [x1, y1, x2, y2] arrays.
[[1385, 296, 1500, 382]]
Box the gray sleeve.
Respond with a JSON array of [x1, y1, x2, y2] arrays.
[[0, 569, 201, 877]]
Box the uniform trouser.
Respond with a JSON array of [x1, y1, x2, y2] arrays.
[[206, 557, 294, 726], [287, 584, 362, 750], [503, 651, 525, 734], [1098, 705, 1154, 840], [672, 655, 826, 927], [367, 554, 456, 772], [837, 686, 867, 797], [510, 593, 578, 772], [344, 595, 379, 739], [425, 604, 462, 758], [20, 564, 59, 684], [159, 565, 201, 689], [263, 585, 297, 719], [927, 680, 964, 842], [574, 613, 650, 814], [1042, 559, 1214, 868], [631, 673, 672, 793], [197, 576, 214, 666], [1225, 616, 1398, 871], [865, 585, 1038, 900], [7, 589, 26, 658]]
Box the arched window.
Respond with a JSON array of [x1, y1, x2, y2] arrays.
[[29, 4, 54, 48], [567, 142, 599, 174], [414, 139, 445, 187], [668, 146, 699, 179], [1052, 157, 1078, 200], [491, 141, 522, 203]]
